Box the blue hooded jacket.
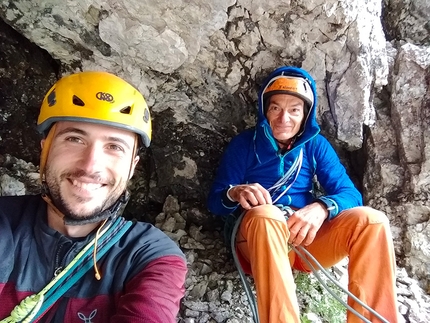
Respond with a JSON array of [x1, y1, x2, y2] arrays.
[[207, 66, 363, 219]]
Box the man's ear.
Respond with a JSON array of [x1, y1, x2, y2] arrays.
[[133, 155, 140, 168], [40, 139, 46, 149], [129, 156, 140, 180]]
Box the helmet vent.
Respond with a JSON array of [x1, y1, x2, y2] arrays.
[[73, 95, 85, 107], [120, 106, 132, 114]]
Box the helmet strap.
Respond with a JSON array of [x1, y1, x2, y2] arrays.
[[127, 137, 139, 180], [39, 123, 57, 184], [42, 186, 130, 226], [62, 190, 130, 225], [41, 191, 65, 220]]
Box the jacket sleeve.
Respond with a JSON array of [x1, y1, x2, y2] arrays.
[[313, 135, 363, 219], [207, 133, 252, 216], [111, 255, 187, 323]]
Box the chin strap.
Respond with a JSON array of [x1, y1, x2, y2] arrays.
[[41, 188, 130, 226], [41, 192, 65, 220], [41, 191, 130, 281], [62, 190, 130, 226], [39, 124, 57, 184]]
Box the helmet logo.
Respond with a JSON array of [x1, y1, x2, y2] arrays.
[[96, 92, 114, 103], [47, 89, 56, 107]]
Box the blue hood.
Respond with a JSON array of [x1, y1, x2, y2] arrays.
[[256, 66, 320, 149]]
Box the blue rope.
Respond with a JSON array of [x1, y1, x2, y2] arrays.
[[34, 218, 132, 319], [230, 211, 260, 323]]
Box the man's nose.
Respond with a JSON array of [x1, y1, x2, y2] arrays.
[[78, 144, 103, 173], [279, 109, 291, 122]]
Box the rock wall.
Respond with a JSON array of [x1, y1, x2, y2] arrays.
[[1, 0, 430, 321]]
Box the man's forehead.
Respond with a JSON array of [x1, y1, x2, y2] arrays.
[[269, 94, 305, 104], [55, 121, 136, 140]]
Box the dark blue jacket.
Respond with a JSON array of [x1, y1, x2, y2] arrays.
[[207, 66, 363, 219], [0, 195, 187, 323]]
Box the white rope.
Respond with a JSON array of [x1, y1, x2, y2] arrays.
[[292, 245, 389, 323], [270, 148, 303, 204]]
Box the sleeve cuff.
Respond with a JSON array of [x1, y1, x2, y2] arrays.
[[316, 197, 339, 220], [222, 185, 240, 208], [226, 185, 235, 202]]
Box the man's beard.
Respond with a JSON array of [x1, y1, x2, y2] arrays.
[[45, 168, 125, 225]]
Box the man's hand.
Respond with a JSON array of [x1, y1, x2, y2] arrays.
[[286, 202, 328, 247], [228, 183, 272, 209]]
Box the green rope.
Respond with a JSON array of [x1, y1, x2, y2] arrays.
[[4, 294, 43, 323]]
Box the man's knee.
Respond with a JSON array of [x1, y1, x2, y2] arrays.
[[338, 206, 389, 227], [244, 204, 287, 222]]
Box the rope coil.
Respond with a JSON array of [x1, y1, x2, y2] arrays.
[[4, 294, 43, 323]]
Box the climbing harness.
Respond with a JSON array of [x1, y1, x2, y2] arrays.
[[1, 216, 132, 323], [228, 149, 390, 323]]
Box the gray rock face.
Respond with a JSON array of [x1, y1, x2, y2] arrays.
[[383, 0, 430, 45], [1, 0, 430, 321], [0, 19, 57, 164], [364, 42, 430, 291], [0, 0, 389, 147]]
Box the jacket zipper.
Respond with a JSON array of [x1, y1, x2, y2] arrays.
[[53, 241, 75, 277]]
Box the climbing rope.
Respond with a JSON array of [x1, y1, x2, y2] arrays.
[[292, 244, 389, 323], [230, 210, 260, 323], [269, 149, 303, 204]]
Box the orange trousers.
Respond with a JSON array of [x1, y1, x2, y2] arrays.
[[236, 204, 398, 323]]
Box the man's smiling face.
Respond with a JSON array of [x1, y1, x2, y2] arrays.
[[43, 121, 139, 223], [266, 94, 305, 148]]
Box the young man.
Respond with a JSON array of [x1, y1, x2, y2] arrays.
[[0, 71, 187, 322], [208, 66, 398, 323]]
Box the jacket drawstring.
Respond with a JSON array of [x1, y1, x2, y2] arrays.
[[93, 218, 108, 280]]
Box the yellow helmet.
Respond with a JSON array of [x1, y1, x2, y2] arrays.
[[37, 71, 151, 147]]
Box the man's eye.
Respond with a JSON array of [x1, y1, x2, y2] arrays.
[[108, 144, 124, 152], [66, 137, 82, 143]]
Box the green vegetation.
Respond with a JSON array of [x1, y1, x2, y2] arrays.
[[295, 271, 347, 323]]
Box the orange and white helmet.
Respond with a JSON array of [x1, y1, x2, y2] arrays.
[[263, 75, 314, 108]]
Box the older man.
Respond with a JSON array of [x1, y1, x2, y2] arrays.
[[208, 66, 398, 323]]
